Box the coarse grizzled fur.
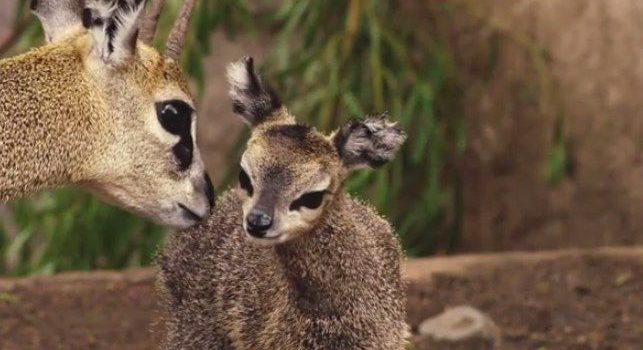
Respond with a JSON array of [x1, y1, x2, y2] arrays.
[[158, 56, 407, 350], [0, 36, 99, 201], [159, 189, 407, 349]]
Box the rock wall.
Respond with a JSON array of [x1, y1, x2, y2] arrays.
[[448, 0, 643, 250]]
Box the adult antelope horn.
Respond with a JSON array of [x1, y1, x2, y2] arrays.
[[164, 0, 197, 60], [139, 0, 166, 44]]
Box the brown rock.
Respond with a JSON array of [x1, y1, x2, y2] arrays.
[[417, 305, 501, 349]]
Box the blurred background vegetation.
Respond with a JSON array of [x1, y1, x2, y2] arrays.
[[0, 0, 553, 276]]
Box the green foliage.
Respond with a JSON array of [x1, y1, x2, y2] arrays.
[[265, 0, 464, 255], [1, 0, 472, 276], [0, 189, 165, 276], [545, 114, 572, 185]]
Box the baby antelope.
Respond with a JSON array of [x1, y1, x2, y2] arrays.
[[159, 57, 408, 349]]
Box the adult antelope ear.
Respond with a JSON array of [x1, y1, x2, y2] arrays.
[[82, 0, 145, 67], [30, 0, 84, 43], [226, 56, 284, 127], [332, 114, 406, 170]]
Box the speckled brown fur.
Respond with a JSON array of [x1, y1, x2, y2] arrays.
[[160, 190, 407, 349], [0, 37, 96, 200], [0, 34, 187, 202], [158, 57, 407, 349]]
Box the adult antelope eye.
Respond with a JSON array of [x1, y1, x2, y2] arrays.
[[290, 191, 326, 211], [156, 100, 193, 134], [238, 168, 254, 196], [156, 100, 194, 171]]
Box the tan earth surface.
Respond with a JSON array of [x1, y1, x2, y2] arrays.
[[1, 247, 641, 350]]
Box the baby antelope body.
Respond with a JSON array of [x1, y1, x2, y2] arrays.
[[160, 57, 408, 349], [0, 0, 213, 229]]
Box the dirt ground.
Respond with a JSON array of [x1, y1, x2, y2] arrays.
[[0, 248, 641, 350], [407, 250, 643, 349], [0, 269, 162, 350]]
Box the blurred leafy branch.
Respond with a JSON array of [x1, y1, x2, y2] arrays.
[[0, 189, 165, 275]]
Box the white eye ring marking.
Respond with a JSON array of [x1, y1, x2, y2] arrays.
[[162, 104, 179, 115]]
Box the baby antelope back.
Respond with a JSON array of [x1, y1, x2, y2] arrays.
[[227, 57, 406, 243], [0, 0, 213, 228]]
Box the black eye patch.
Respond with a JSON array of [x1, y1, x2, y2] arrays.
[[289, 191, 326, 211], [156, 100, 194, 171]]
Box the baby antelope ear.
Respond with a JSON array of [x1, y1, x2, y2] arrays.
[[333, 114, 406, 170], [82, 0, 145, 66], [31, 0, 84, 43], [226, 56, 283, 126]]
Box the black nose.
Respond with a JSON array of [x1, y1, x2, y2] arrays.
[[246, 209, 273, 236], [204, 173, 215, 209]]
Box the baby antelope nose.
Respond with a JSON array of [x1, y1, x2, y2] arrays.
[[246, 209, 273, 236]]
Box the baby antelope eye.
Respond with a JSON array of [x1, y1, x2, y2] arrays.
[[238, 168, 254, 196], [290, 191, 326, 211]]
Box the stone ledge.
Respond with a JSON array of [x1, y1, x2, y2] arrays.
[[1, 247, 641, 350], [3, 246, 640, 290]]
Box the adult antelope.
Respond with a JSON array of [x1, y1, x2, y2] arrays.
[[0, 0, 214, 229]]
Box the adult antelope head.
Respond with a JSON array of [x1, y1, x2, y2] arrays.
[[0, 0, 214, 229]]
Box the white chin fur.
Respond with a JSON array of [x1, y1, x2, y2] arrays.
[[166, 216, 201, 230], [132, 206, 199, 230]]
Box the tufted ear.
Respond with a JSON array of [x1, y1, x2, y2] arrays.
[[82, 0, 145, 66], [30, 0, 84, 43], [332, 114, 406, 170], [226, 56, 283, 127]]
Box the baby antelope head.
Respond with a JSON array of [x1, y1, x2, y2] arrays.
[[227, 57, 406, 244], [28, 0, 214, 228]]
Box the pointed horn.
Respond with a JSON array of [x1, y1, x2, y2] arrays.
[[164, 0, 197, 60], [139, 0, 166, 44]]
